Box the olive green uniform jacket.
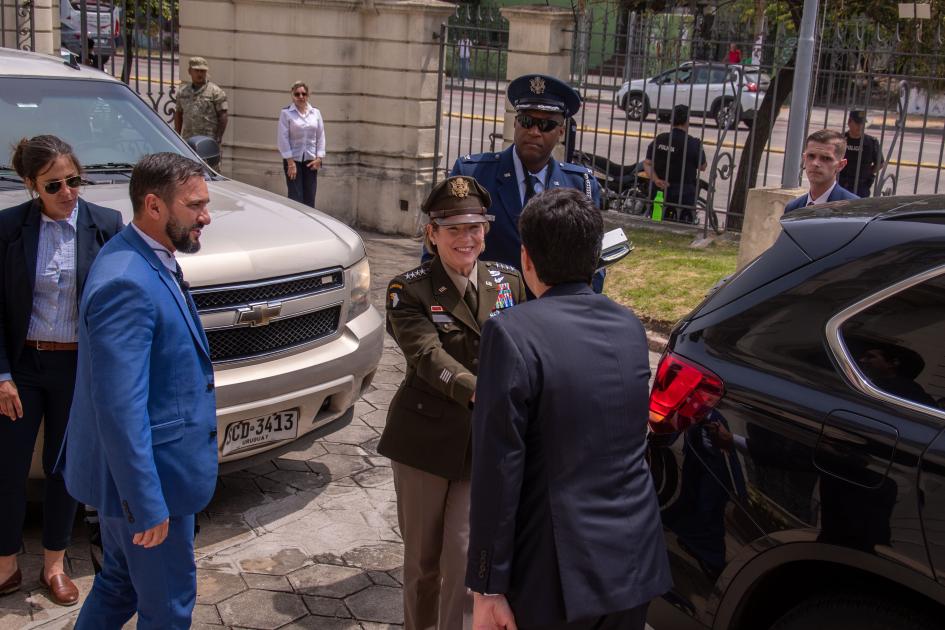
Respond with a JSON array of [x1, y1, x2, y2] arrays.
[[378, 256, 526, 480]]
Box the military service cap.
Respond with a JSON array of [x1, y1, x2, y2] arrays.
[[189, 56, 209, 70], [422, 176, 494, 226], [507, 74, 582, 117]]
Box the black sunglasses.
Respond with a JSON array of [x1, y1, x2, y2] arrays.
[[293, 91, 307, 97], [42, 175, 82, 194], [515, 113, 562, 133]]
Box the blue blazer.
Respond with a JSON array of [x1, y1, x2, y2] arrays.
[[466, 283, 671, 627], [0, 198, 123, 375], [62, 226, 217, 532], [783, 183, 859, 213], [450, 146, 602, 271]]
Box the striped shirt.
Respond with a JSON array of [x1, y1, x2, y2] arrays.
[[26, 203, 79, 343]]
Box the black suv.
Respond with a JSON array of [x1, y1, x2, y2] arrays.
[[646, 197, 945, 630]]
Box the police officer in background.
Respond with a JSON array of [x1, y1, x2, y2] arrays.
[[839, 109, 884, 198], [450, 74, 605, 292], [643, 104, 707, 225], [380, 176, 526, 630]]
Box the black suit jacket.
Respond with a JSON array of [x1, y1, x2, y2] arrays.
[[466, 282, 672, 627], [0, 198, 124, 374]]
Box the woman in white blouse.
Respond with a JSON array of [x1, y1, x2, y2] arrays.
[[276, 81, 326, 208]]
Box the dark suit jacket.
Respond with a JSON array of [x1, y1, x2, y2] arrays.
[[783, 183, 858, 213], [0, 198, 124, 375], [466, 282, 672, 627]]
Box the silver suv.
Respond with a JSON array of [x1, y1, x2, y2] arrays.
[[0, 48, 384, 474]]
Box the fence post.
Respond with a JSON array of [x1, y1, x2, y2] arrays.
[[781, 0, 820, 187]]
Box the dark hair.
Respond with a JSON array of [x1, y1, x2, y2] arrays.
[[806, 129, 846, 159], [518, 188, 602, 286], [129, 153, 206, 215], [11, 135, 82, 188], [672, 104, 690, 126]]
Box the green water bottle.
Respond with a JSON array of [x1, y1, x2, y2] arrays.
[[652, 190, 664, 222]]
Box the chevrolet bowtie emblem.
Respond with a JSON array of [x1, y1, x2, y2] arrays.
[[236, 302, 283, 327]]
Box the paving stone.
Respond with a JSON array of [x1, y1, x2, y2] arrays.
[[196, 569, 248, 605], [352, 401, 377, 419], [369, 370, 406, 385], [377, 353, 405, 367], [361, 389, 397, 406], [322, 443, 369, 457], [368, 571, 401, 587], [362, 437, 382, 456], [254, 475, 298, 496], [345, 585, 404, 624], [302, 594, 353, 617], [342, 543, 404, 572], [282, 617, 361, 629], [276, 440, 329, 462], [238, 546, 310, 575], [193, 603, 223, 624], [322, 424, 379, 446], [287, 564, 371, 598], [195, 513, 256, 557], [352, 467, 393, 489], [309, 453, 373, 480], [360, 624, 404, 630], [246, 461, 278, 476], [274, 458, 312, 472], [217, 589, 307, 629], [264, 469, 329, 492], [388, 567, 404, 585], [206, 477, 270, 515], [242, 573, 294, 592], [361, 409, 389, 428]]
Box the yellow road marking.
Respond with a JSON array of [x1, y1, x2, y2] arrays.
[[127, 75, 176, 87], [446, 111, 943, 170]]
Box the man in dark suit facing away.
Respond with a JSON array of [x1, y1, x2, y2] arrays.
[[466, 188, 671, 630]]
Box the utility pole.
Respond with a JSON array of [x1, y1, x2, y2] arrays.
[[781, 0, 819, 188]]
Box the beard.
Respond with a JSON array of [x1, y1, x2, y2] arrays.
[[166, 214, 202, 254]]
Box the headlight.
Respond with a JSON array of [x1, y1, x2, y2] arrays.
[[348, 256, 371, 318]]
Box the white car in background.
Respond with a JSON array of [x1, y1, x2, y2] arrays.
[[615, 61, 768, 129], [0, 48, 384, 476]]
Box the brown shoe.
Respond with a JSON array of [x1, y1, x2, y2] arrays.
[[39, 571, 79, 606], [0, 568, 21, 595]]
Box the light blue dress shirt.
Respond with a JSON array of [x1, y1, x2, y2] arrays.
[[512, 148, 550, 205], [26, 203, 79, 344]]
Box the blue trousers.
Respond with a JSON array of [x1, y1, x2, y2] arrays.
[[76, 513, 196, 630], [284, 159, 318, 208]]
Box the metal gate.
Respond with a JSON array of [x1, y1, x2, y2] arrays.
[[1, 0, 179, 122]]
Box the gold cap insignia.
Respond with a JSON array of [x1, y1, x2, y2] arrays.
[[449, 177, 470, 198], [529, 76, 546, 95]]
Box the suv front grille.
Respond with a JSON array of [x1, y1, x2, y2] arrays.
[[206, 306, 342, 362], [191, 269, 344, 311]]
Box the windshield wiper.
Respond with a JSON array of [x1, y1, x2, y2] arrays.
[[84, 162, 136, 172]]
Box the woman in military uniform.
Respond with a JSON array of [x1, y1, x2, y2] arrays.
[[379, 176, 526, 630]]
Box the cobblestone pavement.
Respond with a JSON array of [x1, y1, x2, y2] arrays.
[[2, 231, 659, 629]]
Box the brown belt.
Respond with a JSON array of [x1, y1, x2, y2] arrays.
[[25, 340, 78, 351]]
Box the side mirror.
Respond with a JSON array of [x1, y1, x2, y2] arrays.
[[599, 227, 633, 268], [186, 135, 221, 170]]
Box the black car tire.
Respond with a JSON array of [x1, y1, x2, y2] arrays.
[[625, 93, 648, 121], [770, 594, 938, 630]]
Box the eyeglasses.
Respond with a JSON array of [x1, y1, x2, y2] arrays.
[[293, 91, 307, 97], [515, 114, 563, 133], [42, 175, 82, 194]]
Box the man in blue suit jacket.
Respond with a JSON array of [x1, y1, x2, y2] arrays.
[[450, 74, 605, 292], [61, 153, 215, 629], [467, 188, 671, 630], [783, 129, 859, 213]]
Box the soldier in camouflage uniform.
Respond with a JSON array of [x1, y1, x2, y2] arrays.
[[174, 57, 228, 143], [379, 175, 526, 630]]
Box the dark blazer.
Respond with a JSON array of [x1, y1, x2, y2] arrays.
[[379, 257, 526, 480], [783, 183, 859, 213], [0, 198, 124, 375], [466, 282, 672, 627]]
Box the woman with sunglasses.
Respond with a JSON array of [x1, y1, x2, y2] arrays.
[[0, 135, 123, 605], [277, 80, 326, 208]]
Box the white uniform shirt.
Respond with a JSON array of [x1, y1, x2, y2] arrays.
[[277, 104, 326, 162]]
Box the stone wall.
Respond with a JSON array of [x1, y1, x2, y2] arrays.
[[737, 186, 804, 269], [180, 0, 453, 234]]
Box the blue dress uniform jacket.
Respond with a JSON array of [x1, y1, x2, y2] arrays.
[[466, 283, 671, 627], [450, 146, 602, 271], [783, 184, 858, 213], [62, 225, 217, 531]]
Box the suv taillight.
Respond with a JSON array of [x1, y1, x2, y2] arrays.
[[746, 82, 758, 92], [649, 352, 724, 434]]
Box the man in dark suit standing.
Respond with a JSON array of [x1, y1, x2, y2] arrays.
[[783, 129, 859, 213], [466, 188, 671, 630], [62, 153, 216, 629]]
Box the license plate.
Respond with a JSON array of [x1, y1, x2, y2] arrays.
[[221, 408, 300, 457]]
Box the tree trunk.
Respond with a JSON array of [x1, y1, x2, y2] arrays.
[[726, 53, 796, 230]]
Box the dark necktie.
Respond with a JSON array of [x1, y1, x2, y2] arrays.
[[524, 174, 539, 205], [463, 281, 478, 317], [174, 262, 201, 325]]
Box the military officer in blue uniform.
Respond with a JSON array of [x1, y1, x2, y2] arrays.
[[449, 73, 605, 292]]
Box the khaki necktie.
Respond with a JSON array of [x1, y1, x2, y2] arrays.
[[463, 281, 478, 317]]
